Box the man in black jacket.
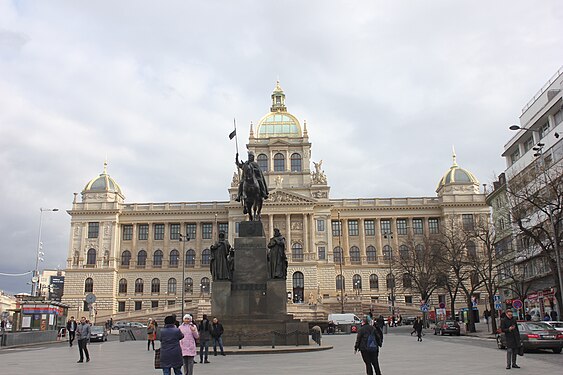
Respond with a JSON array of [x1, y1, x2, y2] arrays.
[[211, 317, 225, 356], [66, 316, 77, 347], [501, 310, 521, 369], [354, 317, 383, 375]]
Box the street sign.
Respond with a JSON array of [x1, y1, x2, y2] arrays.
[[85, 293, 96, 304], [439, 302, 446, 309], [495, 303, 502, 310], [421, 304, 429, 312], [494, 295, 501, 302], [512, 299, 523, 309], [436, 308, 446, 315]]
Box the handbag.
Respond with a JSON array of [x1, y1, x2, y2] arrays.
[[517, 346, 524, 356], [154, 348, 161, 369]]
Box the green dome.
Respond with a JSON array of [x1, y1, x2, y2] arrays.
[[256, 112, 302, 138]]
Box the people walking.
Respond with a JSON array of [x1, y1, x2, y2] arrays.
[[66, 316, 77, 347], [354, 316, 383, 375], [160, 315, 184, 375], [147, 318, 156, 351], [500, 310, 521, 369], [211, 317, 225, 356], [197, 314, 211, 364], [75, 316, 91, 363], [179, 314, 199, 375], [414, 317, 423, 342]]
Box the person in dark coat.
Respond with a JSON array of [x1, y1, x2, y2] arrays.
[[354, 317, 383, 375], [414, 317, 423, 342], [500, 310, 521, 369], [160, 315, 184, 375], [198, 314, 211, 363], [211, 317, 225, 356]]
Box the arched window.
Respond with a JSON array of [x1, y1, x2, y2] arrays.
[[352, 274, 362, 290], [169, 250, 179, 268], [336, 275, 345, 291], [415, 244, 425, 259], [274, 153, 285, 172], [386, 273, 395, 290], [466, 241, 477, 258], [366, 246, 377, 263], [471, 272, 480, 286], [292, 243, 303, 262], [135, 278, 144, 293], [118, 278, 127, 293], [84, 278, 94, 293], [399, 245, 409, 260], [369, 274, 379, 289], [186, 249, 196, 268], [257, 154, 268, 172], [121, 250, 131, 267], [383, 245, 392, 261], [292, 272, 304, 303], [86, 248, 96, 266], [200, 277, 210, 294], [403, 274, 412, 288], [290, 153, 302, 172], [333, 246, 343, 264], [153, 250, 163, 268], [201, 249, 211, 266], [151, 278, 160, 293], [137, 250, 147, 267], [184, 277, 193, 294], [168, 278, 177, 294], [350, 246, 361, 264]]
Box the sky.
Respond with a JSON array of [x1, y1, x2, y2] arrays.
[[0, 0, 562, 295]]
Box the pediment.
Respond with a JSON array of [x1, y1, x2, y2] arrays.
[[266, 190, 315, 204]]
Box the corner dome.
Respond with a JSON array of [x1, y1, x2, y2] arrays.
[[256, 81, 302, 138], [83, 162, 123, 195], [436, 152, 479, 193]]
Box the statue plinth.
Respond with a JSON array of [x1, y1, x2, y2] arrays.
[[211, 221, 309, 346]]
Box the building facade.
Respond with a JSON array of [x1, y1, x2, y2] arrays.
[[62, 82, 489, 317]]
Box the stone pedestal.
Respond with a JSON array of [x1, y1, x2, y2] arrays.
[[211, 221, 309, 346]]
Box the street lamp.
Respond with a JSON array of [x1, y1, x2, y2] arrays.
[[179, 233, 190, 319], [337, 211, 344, 313], [383, 231, 395, 317], [32, 208, 59, 296]]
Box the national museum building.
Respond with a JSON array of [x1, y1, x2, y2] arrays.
[[61, 82, 489, 316]]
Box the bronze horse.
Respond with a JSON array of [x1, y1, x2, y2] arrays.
[[242, 163, 263, 221]]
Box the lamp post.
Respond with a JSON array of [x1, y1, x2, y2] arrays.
[[383, 231, 395, 317], [32, 208, 59, 296], [179, 233, 190, 319], [337, 211, 344, 313]]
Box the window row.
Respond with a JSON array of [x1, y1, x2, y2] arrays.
[[256, 152, 302, 172], [331, 218, 441, 237], [122, 222, 228, 241], [115, 277, 211, 294], [120, 249, 211, 268]]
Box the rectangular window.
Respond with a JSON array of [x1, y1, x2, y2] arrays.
[[218, 222, 229, 237], [167, 300, 176, 306], [396, 219, 407, 235], [429, 218, 440, 234], [134, 301, 142, 311], [170, 223, 180, 240], [138, 224, 149, 240], [316, 219, 325, 232], [364, 220, 375, 236], [331, 220, 342, 237], [151, 300, 159, 309], [555, 108, 563, 125], [154, 224, 165, 240], [510, 148, 520, 165], [438, 294, 446, 304], [185, 223, 196, 240], [122, 225, 133, 241], [318, 246, 326, 260], [462, 214, 474, 231], [413, 218, 424, 235], [523, 137, 534, 152], [539, 121, 550, 139], [380, 219, 391, 235], [88, 222, 99, 239], [202, 223, 213, 239], [405, 295, 413, 304], [348, 220, 359, 236], [118, 301, 126, 312]]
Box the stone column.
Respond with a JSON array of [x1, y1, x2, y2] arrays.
[[359, 218, 366, 259], [286, 214, 291, 253], [342, 218, 349, 263], [269, 214, 274, 239], [309, 214, 315, 254], [303, 213, 309, 254], [375, 218, 383, 260]]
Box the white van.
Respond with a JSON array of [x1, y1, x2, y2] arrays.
[[328, 313, 362, 325]]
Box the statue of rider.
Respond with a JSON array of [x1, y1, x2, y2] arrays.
[[235, 151, 269, 202]]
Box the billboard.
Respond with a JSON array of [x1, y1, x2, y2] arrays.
[[49, 276, 65, 301]]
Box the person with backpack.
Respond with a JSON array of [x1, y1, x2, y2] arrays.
[[354, 316, 383, 375]]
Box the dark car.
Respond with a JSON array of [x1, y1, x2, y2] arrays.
[[496, 321, 563, 354], [404, 317, 417, 325], [434, 319, 461, 336], [89, 326, 108, 342]]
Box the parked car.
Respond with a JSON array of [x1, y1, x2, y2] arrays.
[[90, 326, 108, 342], [404, 316, 417, 325], [112, 321, 130, 330], [129, 322, 147, 328], [434, 319, 461, 336], [544, 321, 563, 332], [496, 321, 563, 354]]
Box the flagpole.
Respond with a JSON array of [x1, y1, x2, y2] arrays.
[[233, 118, 239, 155]]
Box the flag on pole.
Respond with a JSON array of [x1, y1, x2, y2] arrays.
[[228, 129, 237, 140]]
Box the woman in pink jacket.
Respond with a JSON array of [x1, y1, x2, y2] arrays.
[[179, 314, 199, 375]]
